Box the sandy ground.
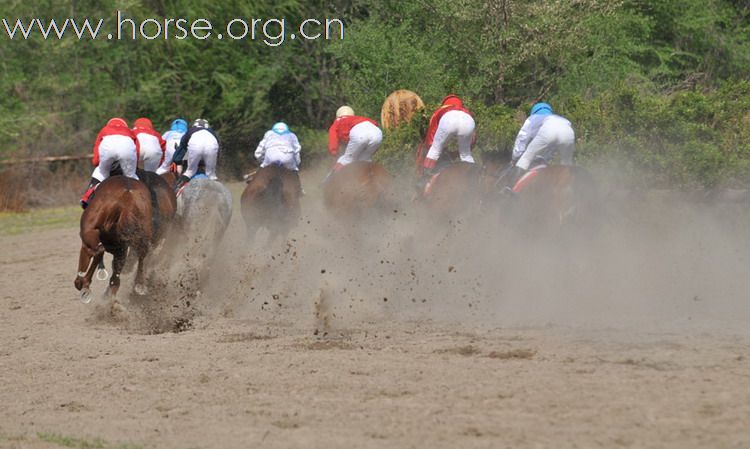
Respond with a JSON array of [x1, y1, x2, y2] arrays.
[[1, 177, 750, 449]]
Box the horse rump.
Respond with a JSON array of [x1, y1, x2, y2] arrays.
[[323, 161, 393, 220], [240, 166, 301, 242]]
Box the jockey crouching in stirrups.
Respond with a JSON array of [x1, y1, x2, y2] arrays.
[[156, 118, 188, 175], [323, 106, 383, 182], [254, 122, 303, 194], [255, 122, 302, 171], [417, 95, 476, 190], [80, 118, 140, 209], [132, 118, 166, 172], [172, 119, 220, 192], [502, 102, 576, 192]]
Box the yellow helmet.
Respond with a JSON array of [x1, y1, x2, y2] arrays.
[[336, 106, 354, 118]]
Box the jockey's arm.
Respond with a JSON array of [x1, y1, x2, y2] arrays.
[[512, 117, 534, 163], [327, 123, 340, 157], [133, 135, 140, 162], [92, 131, 104, 166], [292, 135, 302, 167], [254, 136, 267, 163], [173, 132, 191, 164]]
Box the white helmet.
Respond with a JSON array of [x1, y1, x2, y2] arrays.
[[336, 106, 354, 118]]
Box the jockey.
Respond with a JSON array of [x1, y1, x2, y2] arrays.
[[327, 106, 383, 174], [132, 118, 166, 172], [172, 118, 220, 192], [80, 118, 139, 209], [417, 94, 476, 188], [503, 102, 575, 191], [255, 122, 302, 171], [156, 118, 188, 175]]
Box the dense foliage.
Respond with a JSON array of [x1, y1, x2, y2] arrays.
[[1, 0, 748, 186]]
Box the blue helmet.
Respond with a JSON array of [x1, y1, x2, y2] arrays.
[[170, 119, 188, 133], [530, 102, 553, 116], [272, 122, 290, 135]]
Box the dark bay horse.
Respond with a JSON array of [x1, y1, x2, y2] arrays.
[[240, 165, 302, 243], [509, 165, 598, 228], [74, 176, 153, 301], [481, 156, 599, 231], [418, 161, 484, 219], [323, 161, 393, 220], [160, 171, 178, 190]]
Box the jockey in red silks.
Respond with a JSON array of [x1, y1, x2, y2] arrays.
[[324, 106, 383, 182], [416, 94, 476, 188], [80, 118, 140, 209], [132, 118, 166, 172]]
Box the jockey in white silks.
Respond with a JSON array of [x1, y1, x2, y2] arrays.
[[254, 122, 301, 171], [172, 119, 220, 192], [503, 102, 576, 191], [156, 118, 188, 175]]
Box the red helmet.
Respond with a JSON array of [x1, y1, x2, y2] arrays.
[[441, 94, 464, 108], [107, 118, 128, 128], [133, 118, 154, 129]]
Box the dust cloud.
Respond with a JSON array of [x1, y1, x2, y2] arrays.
[[92, 163, 750, 337]]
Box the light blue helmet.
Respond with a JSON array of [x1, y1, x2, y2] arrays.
[[530, 102, 553, 116], [272, 122, 290, 135], [170, 119, 188, 133]]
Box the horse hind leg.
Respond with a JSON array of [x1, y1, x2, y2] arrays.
[[75, 246, 102, 303], [106, 247, 128, 298], [133, 249, 148, 296]]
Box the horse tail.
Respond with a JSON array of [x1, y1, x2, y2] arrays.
[[268, 171, 283, 205], [367, 163, 392, 207], [116, 181, 151, 243], [148, 182, 160, 239]]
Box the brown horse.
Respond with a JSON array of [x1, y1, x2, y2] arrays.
[[240, 165, 302, 243], [418, 161, 484, 219], [160, 171, 178, 190], [509, 165, 598, 228], [323, 161, 393, 220], [481, 156, 599, 231], [74, 176, 153, 301]]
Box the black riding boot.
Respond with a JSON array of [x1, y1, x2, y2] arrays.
[[503, 166, 526, 194], [80, 178, 100, 209], [416, 168, 436, 193], [173, 174, 190, 193]]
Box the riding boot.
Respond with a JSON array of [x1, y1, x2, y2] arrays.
[[80, 178, 100, 209], [321, 163, 344, 185], [416, 168, 436, 193], [503, 166, 526, 194], [173, 174, 190, 193]]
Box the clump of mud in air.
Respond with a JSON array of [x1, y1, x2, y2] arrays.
[[313, 282, 334, 337]]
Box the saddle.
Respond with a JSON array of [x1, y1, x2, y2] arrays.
[[420, 161, 474, 197], [512, 164, 547, 193]]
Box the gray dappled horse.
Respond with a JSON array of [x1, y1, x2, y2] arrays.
[[173, 179, 233, 289]]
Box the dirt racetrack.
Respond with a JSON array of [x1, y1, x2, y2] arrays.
[[2, 176, 750, 449]]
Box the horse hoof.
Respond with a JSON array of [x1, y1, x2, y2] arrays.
[[96, 268, 109, 281], [105, 286, 119, 299], [134, 284, 148, 296], [80, 288, 93, 304]]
